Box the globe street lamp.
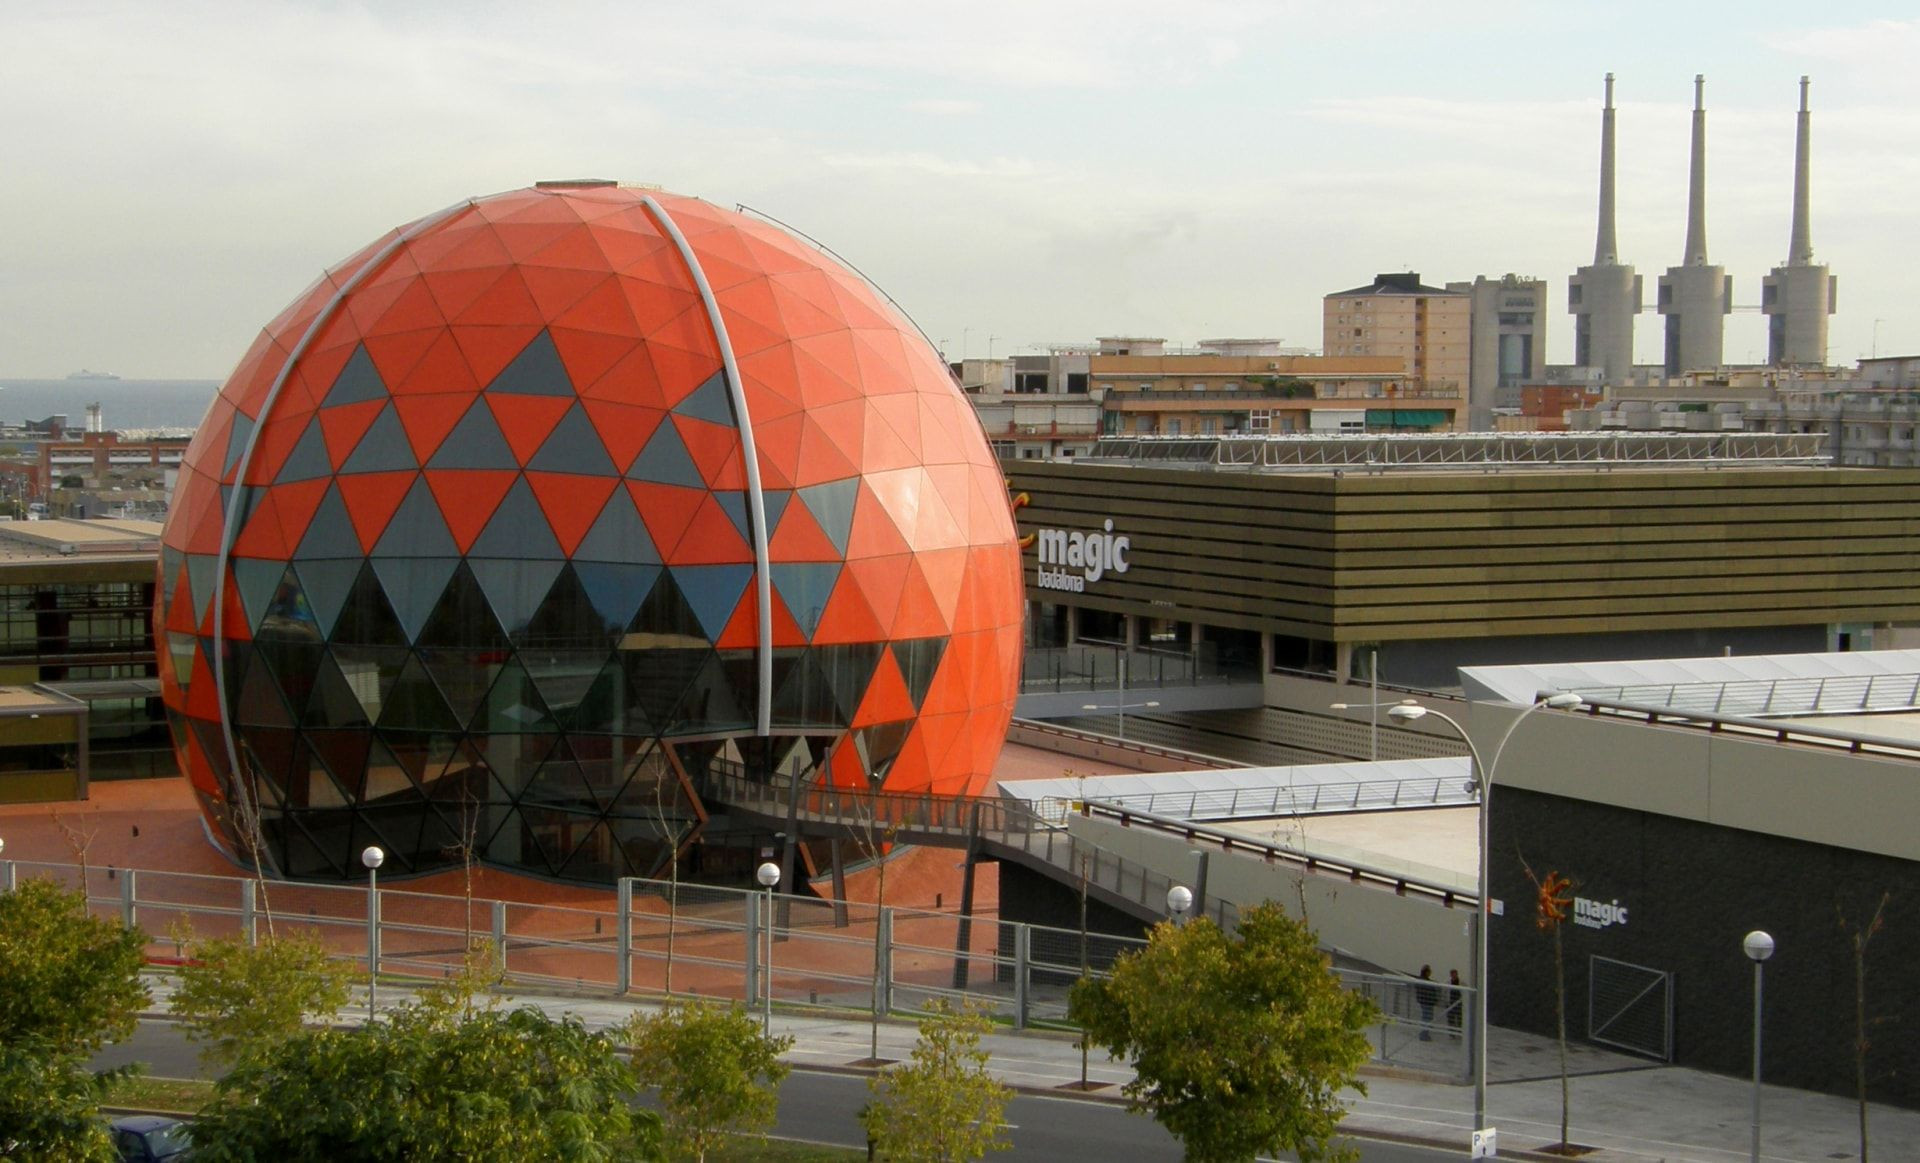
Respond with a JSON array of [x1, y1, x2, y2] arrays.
[[1385, 691, 1583, 1154], [1743, 930, 1775, 1163], [1166, 884, 1194, 926], [756, 861, 781, 1035], [361, 845, 385, 1024]]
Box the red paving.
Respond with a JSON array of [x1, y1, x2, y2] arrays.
[[0, 733, 1143, 931]]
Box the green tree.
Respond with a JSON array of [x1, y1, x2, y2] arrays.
[[1069, 904, 1376, 1163], [169, 928, 354, 1069], [863, 1000, 1011, 1163], [0, 878, 149, 1054], [627, 1000, 793, 1162], [0, 1042, 121, 1162], [0, 879, 148, 1161], [189, 1004, 659, 1162]]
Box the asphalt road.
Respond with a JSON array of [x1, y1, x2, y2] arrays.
[[98, 1019, 1455, 1162]]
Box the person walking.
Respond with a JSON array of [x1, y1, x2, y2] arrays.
[[1415, 965, 1438, 1041]]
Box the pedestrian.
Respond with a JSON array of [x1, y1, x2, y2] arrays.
[[1446, 969, 1464, 1037], [1415, 964, 1438, 1041]]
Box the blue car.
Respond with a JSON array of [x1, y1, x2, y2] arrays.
[[108, 1115, 192, 1162]]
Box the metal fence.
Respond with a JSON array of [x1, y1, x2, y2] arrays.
[[0, 859, 1470, 1080]]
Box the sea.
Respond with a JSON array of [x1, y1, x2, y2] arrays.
[[0, 379, 219, 434]]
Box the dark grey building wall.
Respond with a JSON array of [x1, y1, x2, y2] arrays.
[[1489, 786, 1920, 1107]]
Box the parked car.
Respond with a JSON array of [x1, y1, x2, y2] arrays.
[[108, 1115, 192, 1162]]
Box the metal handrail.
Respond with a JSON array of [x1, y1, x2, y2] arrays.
[[1023, 772, 1473, 823], [1077, 800, 1471, 907], [1573, 695, 1920, 760], [1569, 673, 1920, 720]]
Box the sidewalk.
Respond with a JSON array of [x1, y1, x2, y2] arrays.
[[140, 975, 1918, 1162]]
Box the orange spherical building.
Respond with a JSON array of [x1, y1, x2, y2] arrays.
[[157, 182, 1023, 882]]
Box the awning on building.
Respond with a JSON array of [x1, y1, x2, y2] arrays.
[[1365, 409, 1448, 427]]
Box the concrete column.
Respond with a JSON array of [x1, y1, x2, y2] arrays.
[[121, 868, 136, 928]]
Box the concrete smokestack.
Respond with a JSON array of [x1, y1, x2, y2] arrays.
[[1658, 74, 1730, 375], [1788, 75, 1814, 266], [1764, 75, 1836, 366], [1569, 73, 1643, 385], [1595, 73, 1619, 265], [1682, 74, 1709, 266]]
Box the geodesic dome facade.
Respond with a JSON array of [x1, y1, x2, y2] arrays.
[[157, 182, 1023, 882]]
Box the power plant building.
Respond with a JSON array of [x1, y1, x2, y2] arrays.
[[1568, 74, 1643, 386], [1656, 76, 1733, 376], [1762, 77, 1838, 367]]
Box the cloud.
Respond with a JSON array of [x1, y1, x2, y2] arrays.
[[905, 98, 982, 116]]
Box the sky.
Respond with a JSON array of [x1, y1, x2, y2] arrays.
[[4, 1, 1919, 380]]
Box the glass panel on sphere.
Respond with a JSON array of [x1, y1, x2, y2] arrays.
[[377, 655, 462, 733], [571, 562, 661, 635], [257, 571, 321, 644], [293, 486, 366, 561], [468, 558, 565, 638], [625, 569, 707, 646], [371, 483, 460, 563], [620, 647, 708, 733], [673, 652, 751, 733], [231, 558, 289, 633], [306, 728, 372, 800], [302, 654, 374, 729], [338, 405, 419, 474], [522, 565, 618, 649], [573, 497, 660, 566], [362, 737, 416, 802], [330, 644, 410, 723], [892, 637, 947, 708], [292, 558, 365, 641], [521, 648, 612, 725], [417, 562, 510, 650], [468, 481, 564, 561], [557, 659, 630, 735], [526, 404, 618, 476], [473, 659, 557, 735], [417, 648, 502, 728], [426, 400, 520, 471], [331, 563, 406, 646], [254, 638, 324, 722]]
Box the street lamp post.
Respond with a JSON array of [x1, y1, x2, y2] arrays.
[[1166, 884, 1193, 926], [756, 861, 781, 1035], [361, 845, 385, 1024], [1385, 691, 1583, 1156], [1744, 930, 1775, 1163]]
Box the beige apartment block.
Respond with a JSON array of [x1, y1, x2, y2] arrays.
[[1090, 352, 1459, 436], [1323, 273, 1469, 399]]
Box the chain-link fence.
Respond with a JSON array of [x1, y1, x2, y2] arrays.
[[0, 859, 1468, 1079]]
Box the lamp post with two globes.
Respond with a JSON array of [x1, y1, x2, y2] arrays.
[[1385, 691, 1583, 1156]]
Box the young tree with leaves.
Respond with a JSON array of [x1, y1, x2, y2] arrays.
[[169, 927, 354, 1070], [1522, 860, 1577, 1153], [188, 1003, 659, 1162], [0, 879, 149, 1161], [864, 1000, 1011, 1163], [1070, 903, 1376, 1163], [1838, 890, 1892, 1163], [626, 999, 793, 1163]]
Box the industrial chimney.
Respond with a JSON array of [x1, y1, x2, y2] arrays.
[[1568, 73, 1643, 385], [1655, 76, 1732, 377], [1762, 77, 1837, 367]]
